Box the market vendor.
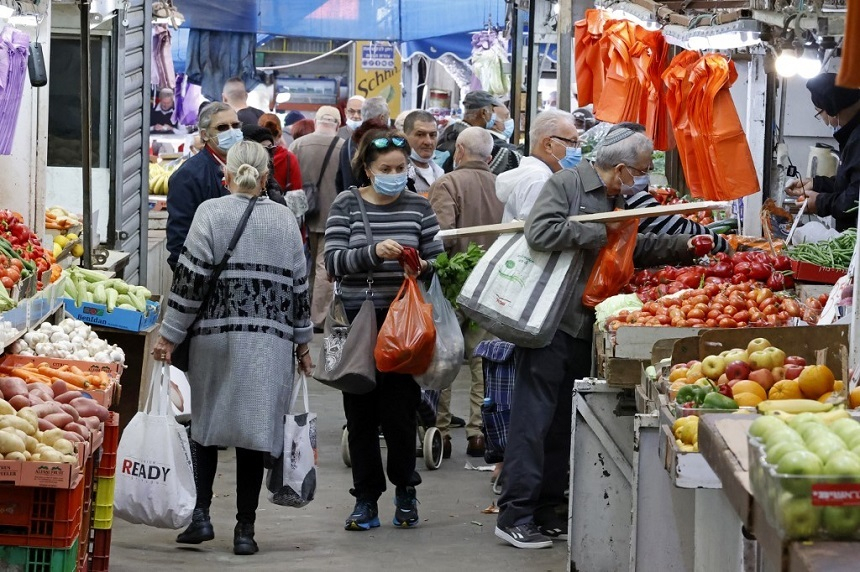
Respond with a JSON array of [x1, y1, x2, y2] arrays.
[[495, 126, 721, 550], [785, 73, 860, 231]]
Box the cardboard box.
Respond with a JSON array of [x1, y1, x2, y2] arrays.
[[2, 355, 121, 406], [63, 297, 159, 332], [0, 442, 88, 489]]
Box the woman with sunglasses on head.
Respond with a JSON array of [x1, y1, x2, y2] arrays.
[[166, 102, 243, 270], [324, 127, 444, 532]]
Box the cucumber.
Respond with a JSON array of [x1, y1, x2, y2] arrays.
[[118, 303, 137, 310], [116, 294, 132, 306], [93, 284, 107, 305], [75, 277, 88, 307]]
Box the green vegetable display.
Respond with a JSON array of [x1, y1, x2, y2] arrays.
[[433, 243, 485, 309], [785, 228, 856, 270], [64, 267, 152, 312]]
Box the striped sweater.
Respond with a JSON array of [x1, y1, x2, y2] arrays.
[[625, 191, 730, 253], [324, 190, 444, 311]]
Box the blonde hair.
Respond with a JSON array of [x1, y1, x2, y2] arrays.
[[225, 140, 269, 193]]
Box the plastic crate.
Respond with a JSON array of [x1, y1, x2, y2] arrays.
[[79, 455, 95, 547], [92, 477, 114, 530], [87, 529, 111, 572], [0, 475, 85, 549], [95, 413, 119, 478], [0, 539, 79, 572], [76, 535, 88, 572]]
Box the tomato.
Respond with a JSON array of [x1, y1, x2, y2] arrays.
[[749, 309, 763, 322], [704, 276, 724, 285], [687, 308, 705, 320], [694, 303, 709, 313], [7, 268, 19, 283], [687, 318, 705, 326], [758, 297, 776, 310], [777, 311, 790, 323], [704, 284, 720, 297], [719, 318, 738, 328], [724, 305, 738, 316], [782, 299, 801, 317], [664, 298, 680, 308], [766, 314, 780, 325], [734, 310, 751, 323], [705, 319, 718, 328], [714, 294, 730, 305], [711, 303, 725, 313], [0, 276, 12, 289], [762, 305, 778, 316], [657, 315, 670, 325], [10, 258, 22, 270], [690, 295, 709, 306], [707, 309, 721, 320]]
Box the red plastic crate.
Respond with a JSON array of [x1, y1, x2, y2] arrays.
[[0, 474, 85, 549], [790, 259, 846, 284], [88, 528, 111, 572], [95, 412, 119, 478], [79, 455, 95, 547], [77, 535, 89, 572]]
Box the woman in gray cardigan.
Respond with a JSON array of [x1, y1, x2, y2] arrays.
[[153, 140, 314, 555]]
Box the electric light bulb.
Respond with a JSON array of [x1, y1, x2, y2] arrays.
[[797, 49, 822, 79], [775, 53, 798, 78]]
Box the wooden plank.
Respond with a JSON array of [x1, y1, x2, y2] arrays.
[[605, 358, 648, 388], [436, 201, 731, 239]]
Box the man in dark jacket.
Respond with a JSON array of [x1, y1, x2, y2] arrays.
[[166, 102, 239, 269]]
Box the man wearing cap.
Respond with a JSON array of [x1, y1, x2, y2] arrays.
[[281, 110, 305, 147], [338, 95, 365, 140], [151, 88, 177, 132], [437, 90, 521, 175], [289, 106, 344, 329], [786, 73, 860, 231], [572, 108, 597, 134]]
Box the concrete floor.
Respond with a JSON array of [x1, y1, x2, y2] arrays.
[[108, 337, 568, 571]]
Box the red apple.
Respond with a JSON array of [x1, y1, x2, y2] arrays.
[[772, 366, 787, 382], [726, 360, 751, 381], [784, 365, 804, 380], [785, 356, 807, 367], [671, 363, 688, 371], [749, 368, 776, 392]]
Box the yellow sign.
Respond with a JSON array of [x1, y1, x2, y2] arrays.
[[354, 41, 402, 117]]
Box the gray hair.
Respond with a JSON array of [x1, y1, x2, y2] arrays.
[[593, 131, 653, 169], [403, 110, 436, 134], [362, 96, 390, 123], [198, 102, 232, 132], [457, 126, 493, 160], [225, 140, 269, 193], [530, 108, 576, 146]]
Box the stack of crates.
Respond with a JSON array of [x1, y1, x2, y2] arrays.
[[88, 412, 119, 571]]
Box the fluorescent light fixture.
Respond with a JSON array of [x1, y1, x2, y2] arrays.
[[688, 20, 762, 50], [775, 52, 799, 77], [0, 5, 14, 19], [9, 13, 39, 27], [275, 92, 291, 104], [609, 3, 661, 31], [797, 47, 822, 78]]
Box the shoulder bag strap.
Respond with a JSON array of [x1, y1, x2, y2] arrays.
[[350, 187, 375, 294], [316, 137, 340, 189]]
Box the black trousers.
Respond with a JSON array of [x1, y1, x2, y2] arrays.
[[496, 330, 591, 528], [343, 372, 422, 501], [192, 440, 265, 524]]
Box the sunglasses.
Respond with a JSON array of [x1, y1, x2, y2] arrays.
[[213, 121, 242, 132], [371, 137, 406, 149]]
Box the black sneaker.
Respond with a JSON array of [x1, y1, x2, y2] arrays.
[[450, 415, 466, 428], [495, 522, 553, 549], [344, 499, 380, 531], [392, 486, 419, 528], [537, 520, 568, 540]]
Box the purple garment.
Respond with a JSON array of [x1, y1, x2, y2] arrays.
[[151, 25, 175, 90], [0, 27, 29, 155], [172, 74, 204, 127]]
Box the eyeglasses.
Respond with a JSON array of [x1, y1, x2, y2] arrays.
[[814, 109, 824, 121], [625, 164, 654, 176], [371, 137, 407, 149], [551, 135, 581, 149], [213, 121, 241, 132]]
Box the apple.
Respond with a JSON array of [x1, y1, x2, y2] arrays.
[[765, 427, 804, 449], [724, 349, 750, 364], [808, 436, 847, 462], [777, 493, 821, 539], [772, 366, 787, 382], [764, 347, 786, 368], [777, 450, 824, 495], [747, 337, 772, 354], [766, 440, 809, 465], [785, 356, 807, 367], [749, 415, 787, 440], [717, 373, 730, 386], [726, 360, 751, 381], [800, 424, 835, 443], [788, 412, 825, 431], [686, 360, 702, 368], [823, 451, 860, 477], [822, 506, 860, 538], [851, 444, 860, 459], [784, 365, 804, 380], [719, 350, 730, 358], [728, 377, 747, 389], [749, 350, 774, 370], [831, 419, 860, 444], [701, 355, 727, 379], [749, 369, 776, 392]]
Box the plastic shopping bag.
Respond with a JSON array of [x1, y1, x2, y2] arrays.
[[414, 275, 465, 391], [113, 363, 196, 529], [266, 372, 318, 508], [374, 275, 436, 375], [582, 218, 639, 308]]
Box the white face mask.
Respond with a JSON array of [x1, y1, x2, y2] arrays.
[[346, 119, 362, 131]]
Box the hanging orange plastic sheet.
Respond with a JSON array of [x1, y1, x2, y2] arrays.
[[688, 54, 760, 201], [594, 20, 644, 124], [837, 0, 860, 88], [663, 51, 703, 196], [633, 27, 670, 151], [574, 9, 608, 106]]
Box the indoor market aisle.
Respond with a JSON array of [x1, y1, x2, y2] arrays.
[[108, 336, 567, 571]]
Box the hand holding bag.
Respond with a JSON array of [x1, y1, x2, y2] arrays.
[[266, 372, 318, 508], [414, 275, 464, 390], [582, 218, 639, 308], [113, 364, 196, 529], [374, 275, 436, 375]]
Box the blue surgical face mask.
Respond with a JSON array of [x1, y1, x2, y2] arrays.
[[558, 147, 582, 170], [501, 118, 515, 140], [371, 171, 408, 196], [346, 118, 362, 131], [410, 149, 430, 164], [621, 172, 650, 196], [486, 113, 497, 130], [216, 128, 243, 151]]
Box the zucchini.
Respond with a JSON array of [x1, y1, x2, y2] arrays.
[[75, 277, 88, 307], [106, 289, 118, 313], [128, 291, 146, 312], [104, 278, 130, 294], [93, 284, 107, 305]]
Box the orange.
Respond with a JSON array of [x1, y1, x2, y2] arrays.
[[733, 393, 763, 407], [798, 365, 836, 399], [834, 380, 845, 393], [731, 381, 767, 401], [818, 392, 833, 403], [669, 380, 687, 396], [850, 387, 860, 410], [669, 368, 689, 383], [769, 379, 803, 400]]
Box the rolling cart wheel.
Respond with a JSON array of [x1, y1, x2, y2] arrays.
[[341, 427, 351, 467], [423, 427, 443, 470]]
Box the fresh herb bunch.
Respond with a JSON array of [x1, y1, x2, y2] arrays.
[[434, 242, 486, 308]]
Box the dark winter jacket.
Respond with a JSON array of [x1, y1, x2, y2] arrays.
[[813, 111, 860, 231]]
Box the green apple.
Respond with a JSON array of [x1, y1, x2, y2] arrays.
[[750, 415, 787, 440], [851, 444, 860, 459], [808, 437, 848, 462], [701, 355, 727, 379], [823, 451, 860, 477], [764, 346, 786, 368], [846, 432, 860, 450], [777, 450, 824, 496], [830, 418, 860, 444], [765, 428, 804, 449], [724, 349, 750, 364], [777, 493, 821, 539], [788, 413, 825, 430], [766, 441, 809, 465], [747, 338, 772, 354], [748, 350, 774, 370], [800, 424, 834, 443], [822, 506, 860, 538]]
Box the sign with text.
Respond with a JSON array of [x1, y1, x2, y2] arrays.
[[354, 41, 401, 117]]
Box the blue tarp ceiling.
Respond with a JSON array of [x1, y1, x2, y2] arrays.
[[176, 0, 507, 42], [402, 32, 559, 63]]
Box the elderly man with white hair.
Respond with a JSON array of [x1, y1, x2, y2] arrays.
[[338, 94, 365, 140], [427, 126, 504, 460], [495, 126, 720, 550]]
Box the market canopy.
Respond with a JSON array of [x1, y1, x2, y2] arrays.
[[176, 0, 507, 41]]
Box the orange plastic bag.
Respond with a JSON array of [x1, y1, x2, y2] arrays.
[[582, 219, 639, 308], [664, 51, 705, 196], [574, 9, 608, 106], [633, 27, 670, 151], [594, 20, 643, 123], [374, 276, 437, 375]]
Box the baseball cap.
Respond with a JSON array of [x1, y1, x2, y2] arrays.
[[463, 90, 504, 110], [283, 110, 304, 127], [315, 106, 341, 124]]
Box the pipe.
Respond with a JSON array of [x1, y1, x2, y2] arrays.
[[557, 0, 573, 111], [509, 1, 524, 144], [80, 0, 92, 269], [524, 0, 539, 152]]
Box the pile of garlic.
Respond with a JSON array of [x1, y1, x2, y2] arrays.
[[10, 318, 125, 363]]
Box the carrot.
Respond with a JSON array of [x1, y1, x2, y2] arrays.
[[57, 365, 70, 372], [36, 366, 89, 389], [69, 366, 84, 375], [98, 372, 110, 388], [11, 368, 52, 384]]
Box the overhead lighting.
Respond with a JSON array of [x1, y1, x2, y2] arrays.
[[275, 92, 291, 104], [797, 47, 822, 78], [8, 14, 39, 27], [0, 5, 14, 20], [775, 51, 799, 77], [608, 3, 661, 31], [661, 20, 761, 50]]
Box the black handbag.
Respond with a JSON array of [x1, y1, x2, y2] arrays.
[[172, 197, 258, 371]]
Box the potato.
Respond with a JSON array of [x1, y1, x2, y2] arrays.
[[0, 376, 27, 400], [40, 428, 65, 447], [31, 402, 62, 417], [40, 448, 63, 463], [64, 423, 90, 441], [27, 382, 53, 399], [55, 391, 82, 404], [30, 453, 40, 461], [0, 399, 14, 416], [51, 380, 69, 397], [29, 390, 52, 403], [69, 398, 109, 422], [0, 431, 25, 454], [0, 415, 35, 436], [43, 412, 74, 430], [23, 435, 39, 454], [8, 395, 29, 410], [16, 408, 38, 432], [80, 416, 101, 431], [52, 438, 74, 455], [62, 431, 85, 443], [61, 454, 78, 465], [5, 451, 26, 461]]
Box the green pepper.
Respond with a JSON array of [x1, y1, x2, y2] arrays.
[[701, 392, 739, 410], [694, 385, 715, 407], [676, 385, 701, 406]]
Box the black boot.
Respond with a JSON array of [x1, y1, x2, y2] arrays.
[[176, 508, 215, 544], [233, 522, 259, 555]]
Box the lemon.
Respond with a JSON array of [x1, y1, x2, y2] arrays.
[[54, 235, 69, 248], [71, 243, 84, 258], [66, 233, 79, 242], [52, 243, 62, 258]]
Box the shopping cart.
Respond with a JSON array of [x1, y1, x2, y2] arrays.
[[475, 340, 517, 492]]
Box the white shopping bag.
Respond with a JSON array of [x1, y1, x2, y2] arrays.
[[113, 363, 196, 528], [414, 275, 465, 390], [457, 233, 577, 348], [266, 372, 318, 508]]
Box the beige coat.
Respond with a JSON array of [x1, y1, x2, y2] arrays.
[[289, 133, 344, 233]]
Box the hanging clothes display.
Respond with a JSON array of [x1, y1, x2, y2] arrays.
[[470, 29, 510, 97], [574, 9, 607, 106], [152, 24, 176, 90], [632, 27, 670, 151], [593, 19, 643, 124], [0, 26, 29, 156], [185, 30, 257, 101], [663, 51, 702, 194], [172, 74, 205, 127]]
